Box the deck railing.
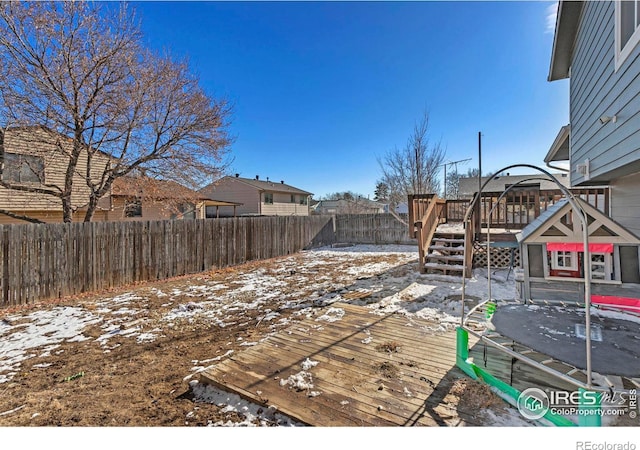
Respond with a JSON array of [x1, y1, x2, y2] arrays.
[[410, 195, 445, 273], [407, 194, 435, 238], [445, 187, 609, 230]]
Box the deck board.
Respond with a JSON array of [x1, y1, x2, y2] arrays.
[[199, 302, 485, 426]]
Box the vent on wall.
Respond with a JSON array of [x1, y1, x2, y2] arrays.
[[576, 158, 590, 181]]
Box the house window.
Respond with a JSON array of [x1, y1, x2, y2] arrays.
[[264, 192, 273, 204], [291, 194, 296, 203], [616, 0, 640, 69], [2, 152, 45, 183], [124, 198, 142, 217], [551, 251, 578, 271], [300, 196, 308, 205], [178, 203, 196, 220]]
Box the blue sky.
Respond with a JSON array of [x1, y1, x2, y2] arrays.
[[132, 0, 567, 199]]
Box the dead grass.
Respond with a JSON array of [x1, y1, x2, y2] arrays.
[[449, 378, 504, 410], [376, 361, 400, 379], [375, 341, 402, 354]]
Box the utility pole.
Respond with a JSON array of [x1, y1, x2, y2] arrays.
[[478, 131, 482, 197], [415, 146, 421, 195], [476, 132, 483, 240]]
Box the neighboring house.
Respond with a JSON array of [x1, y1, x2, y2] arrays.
[[457, 173, 571, 198], [199, 175, 312, 217], [545, 0, 640, 237], [312, 198, 387, 215], [0, 126, 111, 224], [517, 197, 640, 305], [109, 176, 240, 221], [0, 126, 240, 224]]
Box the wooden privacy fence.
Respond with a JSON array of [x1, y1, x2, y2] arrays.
[[0, 216, 335, 308], [334, 213, 416, 245]]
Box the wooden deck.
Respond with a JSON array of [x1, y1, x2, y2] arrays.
[[199, 301, 631, 426], [199, 302, 489, 426]]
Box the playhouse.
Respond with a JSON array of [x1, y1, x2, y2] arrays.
[[516, 197, 640, 311]]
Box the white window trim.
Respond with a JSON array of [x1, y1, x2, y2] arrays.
[[615, 0, 640, 71]]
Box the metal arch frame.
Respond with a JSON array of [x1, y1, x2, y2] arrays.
[[485, 176, 553, 303], [458, 164, 595, 388]]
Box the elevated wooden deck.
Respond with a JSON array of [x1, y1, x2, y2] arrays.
[[199, 302, 489, 426]]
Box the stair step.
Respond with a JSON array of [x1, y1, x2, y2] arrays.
[[429, 245, 465, 252], [424, 263, 464, 272], [434, 230, 465, 236], [432, 238, 465, 244], [427, 254, 464, 262]]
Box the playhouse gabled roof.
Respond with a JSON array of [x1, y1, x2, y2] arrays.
[[517, 197, 640, 244]]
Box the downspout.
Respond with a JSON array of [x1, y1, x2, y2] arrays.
[[546, 160, 570, 173]]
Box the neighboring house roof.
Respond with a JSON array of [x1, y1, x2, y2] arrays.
[[458, 173, 570, 196], [548, 1, 584, 81], [312, 200, 341, 209], [217, 176, 313, 196], [112, 176, 212, 202], [313, 198, 386, 211], [517, 197, 640, 243], [203, 199, 243, 207]]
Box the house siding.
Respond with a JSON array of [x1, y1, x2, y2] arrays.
[[109, 197, 205, 221], [200, 178, 261, 216], [0, 209, 109, 225], [0, 128, 110, 211], [570, 1, 640, 185], [528, 278, 640, 302], [200, 177, 311, 216], [261, 191, 309, 216], [610, 171, 640, 237]]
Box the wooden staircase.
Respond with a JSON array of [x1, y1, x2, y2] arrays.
[[409, 194, 473, 278], [424, 230, 466, 275]]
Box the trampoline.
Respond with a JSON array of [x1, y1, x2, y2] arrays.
[[491, 303, 640, 378]]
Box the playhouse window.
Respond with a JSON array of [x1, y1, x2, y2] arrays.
[[551, 251, 577, 271], [590, 253, 612, 281]]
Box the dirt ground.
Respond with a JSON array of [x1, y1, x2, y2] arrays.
[[0, 250, 501, 427], [0, 249, 633, 427]]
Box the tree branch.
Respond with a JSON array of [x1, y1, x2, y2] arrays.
[[0, 208, 44, 224]]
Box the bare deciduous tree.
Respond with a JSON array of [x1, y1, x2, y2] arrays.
[[444, 169, 461, 199], [0, 1, 232, 223], [377, 112, 445, 207]]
